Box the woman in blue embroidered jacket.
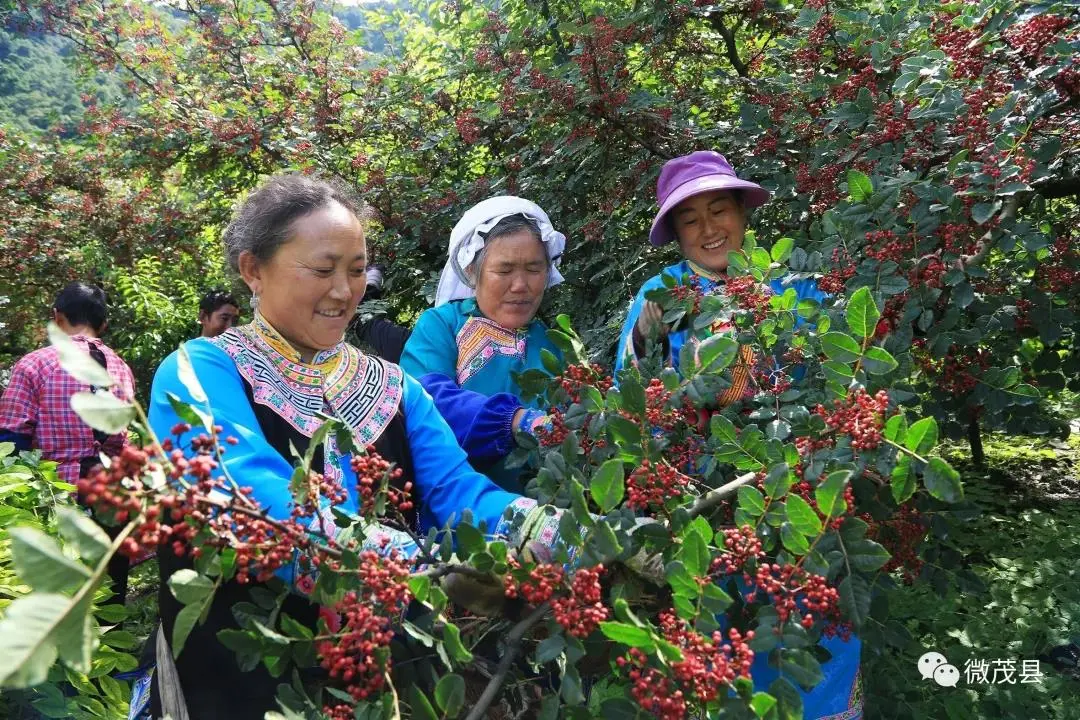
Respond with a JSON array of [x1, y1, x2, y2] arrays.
[[400, 196, 564, 490], [144, 176, 563, 720], [615, 151, 862, 720]]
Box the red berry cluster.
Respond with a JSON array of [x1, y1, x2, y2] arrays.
[[865, 504, 926, 583], [317, 591, 395, 714], [558, 362, 613, 403], [616, 648, 687, 720], [932, 13, 987, 79], [659, 611, 755, 703], [454, 109, 480, 144], [536, 408, 569, 447], [350, 450, 409, 517], [1005, 14, 1072, 65], [752, 563, 840, 629], [819, 247, 856, 294], [864, 229, 907, 264], [645, 378, 681, 428], [552, 565, 610, 638], [504, 560, 565, 604], [752, 366, 792, 395], [671, 282, 705, 315], [723, 276, 772, 322], [713, 525, 764, 575], [814, 388, 891, 451], [627, 459, 691, 513]]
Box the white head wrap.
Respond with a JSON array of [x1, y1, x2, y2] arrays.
[[434, 195, 566, 307]]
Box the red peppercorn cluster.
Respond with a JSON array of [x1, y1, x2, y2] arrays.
[[559, 362, 613, 403], [819, 247, 856, 294], [932, 13, 987, 79], [1005, 14, 1072, 65], [752, 366, 792, 395], [536, 408, 569, 447], [627, 459, 691, 513], [670, 282, 704, 315], [751, 563, 840, 629], [723, 276, 772, 322], [713, 525, 764, 575], [864, 229, 907, 264], [351, 450, 407, 517], [658, 611, 755, 703], [814, 388, 891, 451], [865, 504, 926, 583], [644, 378, 683, 429], [316, 591, 395, 712], [616, 648, 687, 720], [552, 565, 610, 638], [504, 560, 565, 604]]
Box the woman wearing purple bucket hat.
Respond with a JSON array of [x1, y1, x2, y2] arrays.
[[614, 151, 863, 720]]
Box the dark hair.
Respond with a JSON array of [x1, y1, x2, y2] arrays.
[[199, 289, 239, 316], [222, 174, 368, 272], [468, 213, 547, 285], [53, 282, 108, 332]]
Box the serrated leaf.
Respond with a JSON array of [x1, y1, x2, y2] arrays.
[[455, 522, 485, 557], [780, 648, 825, 690], [737, 485, 766, 517], [168, 569, 215, 606], [696, 334, 739, 374], [820, 332, 862, 363], [70, 392, 135, 434], [780, 522, 810, 555], [599, 622, 654, 648], [924, 457, 963, 502], [847, 170, 874, 203], [590, 458, 625, 513], [679, 530, 710, 577], [905, 417, 939, 455], [710, 414, 739, 444], [862, 346, 898, 375], [10, 526, 91, 593], [434, 673, 465, 717], [846, 287, 880, 338], [0, 593, 93, 687], [815, 470, 850, 519], [535, 634, 566, 663], [785, 494, 823, 536], [891, 455, 916, 504], [847, 539, 891, 572], [839, 574, 872, 628], [771, 237, 795, 263], [56, 507, 110, 566], [884, 414, 907, 443]]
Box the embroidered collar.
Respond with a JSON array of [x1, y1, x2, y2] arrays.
[[458, 298, 532, 336], [686, 260, 724, 283], [209, 314, 404, 447]]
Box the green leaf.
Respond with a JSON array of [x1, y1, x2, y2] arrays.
[[590, 458, 625, 513], [168, 569, 214, 606], [764, 463, 793, 499], [905, 417, 939, 455], [847, 539, 892, 572], [70, 392, 136, 434], [815, 470, 850, 519], [535, 634, 566, 663], [679, 531, 710, 577], [442, 622, 473, 663], [408, 686, 439, 720], [891, 454, 916, 504], [176, 343, 209, 404], [737, 485, 766, 517], [847, 170, 874, 203], [780, 522, 810, 555], [839, 574, 872, 628], [48, 323, 114, 387], [971, 201, 997, 225], [599, 622, 655, 648], [862, 346, 898, 375], [56, 507, 110, 566], [785, 495, 823, 536], [769, 677, 804, 720], [751, 247, 772, 270], [455, 523, 485, 557], [771, 237, 795, 264], [924, 457, 963, 502], [10, 526, 91, 593], [884, 414, 907, 444], [751, 691, 778, 718], [710, 414, 739, 444], [820, 332, 862, 363], [780, 648, 824, 690], [0, 592, 94, 687], [172, 604, 201, 660], [696, 334, 739, 374], [845, 287, 880, 339], [434, 673, 466, 717]]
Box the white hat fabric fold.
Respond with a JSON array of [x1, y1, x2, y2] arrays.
[[434, 196, 566, 307]]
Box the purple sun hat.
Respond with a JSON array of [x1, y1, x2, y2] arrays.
[[648, 151, 772, 247]]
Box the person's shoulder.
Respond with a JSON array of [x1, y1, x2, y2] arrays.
[[414, 302, 465, 332], [9, 346, 57, 377], [154, 338, 233, 379]]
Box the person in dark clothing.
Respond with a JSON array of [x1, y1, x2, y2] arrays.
[[351, 265, 411, 362], [197, 289, 241, 338]]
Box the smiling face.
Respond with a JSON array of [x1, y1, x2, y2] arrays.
[[671, 189, 747, 275], [472, 229, 549, 330], [238, 201, 367, 361]]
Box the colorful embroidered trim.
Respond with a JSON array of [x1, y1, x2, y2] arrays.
[[819, 668, 864, 720], [209, 314, 403, 447], [455, 317, 526, 385]]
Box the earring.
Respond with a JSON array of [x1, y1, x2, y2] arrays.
[[251, 293, 260, 309]]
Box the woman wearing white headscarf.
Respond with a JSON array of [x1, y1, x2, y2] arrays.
[[400, 196, 566, 490]]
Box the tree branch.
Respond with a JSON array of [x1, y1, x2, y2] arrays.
[[463, 601, 551, 720], [1034, 175, 1080, 200], [687, 471, 758, 520], [705, 13, 748, 78]]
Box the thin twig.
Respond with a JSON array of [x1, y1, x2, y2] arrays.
[[463, 602, 551, 720]]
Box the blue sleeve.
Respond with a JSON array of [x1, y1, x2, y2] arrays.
[[0, 429, 31, 451], [418, 373, 519, 462], [615, 274, 671, 377], [402, 374, 519, 533], [400, 308, 458, 381]]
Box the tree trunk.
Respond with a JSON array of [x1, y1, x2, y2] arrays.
[[967, 411, 985, 468]]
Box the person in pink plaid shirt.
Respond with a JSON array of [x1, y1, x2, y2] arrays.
[[0, 282, 137, 483]]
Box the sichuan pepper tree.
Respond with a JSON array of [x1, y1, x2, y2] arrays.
[[0, 236, 961, 719]]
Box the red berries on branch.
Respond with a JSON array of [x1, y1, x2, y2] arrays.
[[552, 564, 610, 638], [627, 459, 691, 512], [814, 388, 891, 451]]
